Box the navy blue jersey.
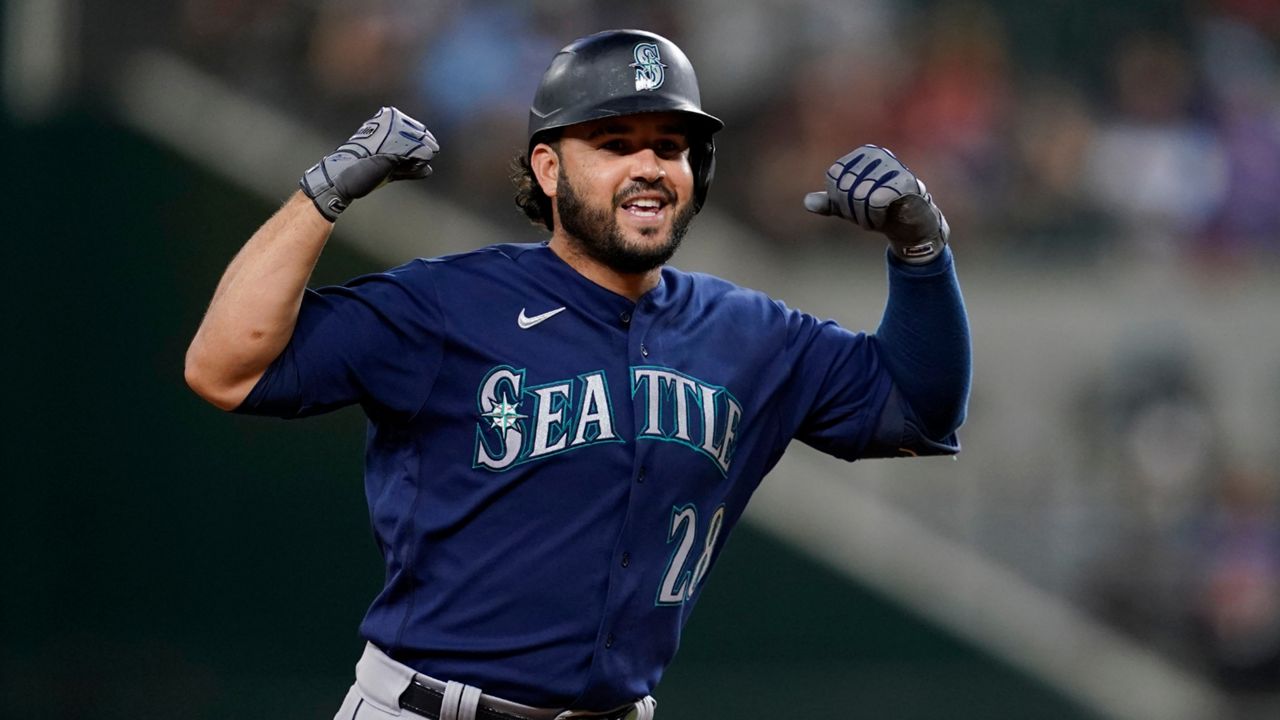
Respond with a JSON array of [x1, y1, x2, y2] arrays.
[[238, 242, 954, 709]]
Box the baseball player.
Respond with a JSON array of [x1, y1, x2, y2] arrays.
[[185, 29, 970, 720]]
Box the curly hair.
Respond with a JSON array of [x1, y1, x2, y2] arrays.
[[510, 135, 561, 232]]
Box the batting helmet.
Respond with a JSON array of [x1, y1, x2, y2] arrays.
[[528, 29, 724, 211]]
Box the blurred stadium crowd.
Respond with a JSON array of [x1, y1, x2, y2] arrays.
[[163, 0, 1280, 266], [69, 0, 1280, 709]]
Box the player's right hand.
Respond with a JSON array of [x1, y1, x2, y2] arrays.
[[300, 106, 439, 222]]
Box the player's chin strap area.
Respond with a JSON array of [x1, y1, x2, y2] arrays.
[[354, 643, 655, 720]]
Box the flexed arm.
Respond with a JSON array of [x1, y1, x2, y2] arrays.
[[184, 107, 438, 410], [805, 146, 970, 442]]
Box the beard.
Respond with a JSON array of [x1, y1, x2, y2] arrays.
[[556, 167, 696, 275]]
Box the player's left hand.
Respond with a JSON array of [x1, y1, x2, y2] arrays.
[[804, 145, 949, 264]]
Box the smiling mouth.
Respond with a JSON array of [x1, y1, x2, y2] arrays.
[[620, 197, 666, 218]]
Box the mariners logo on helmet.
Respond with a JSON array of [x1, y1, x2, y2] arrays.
[[631, 43, 666, 91], [526, 30, 723, 212]]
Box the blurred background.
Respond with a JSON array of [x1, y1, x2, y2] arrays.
[[4, 0, 1280, 718]]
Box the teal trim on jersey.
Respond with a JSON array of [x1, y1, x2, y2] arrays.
[[636, 434, 729, 475], [630, 365, 743, 476], [656, 504, 698, 606]]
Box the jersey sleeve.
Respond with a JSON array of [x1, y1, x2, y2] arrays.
[[775, 306, 892, 460], [234, 259, 446, 421], [776, 306, 959, 460]]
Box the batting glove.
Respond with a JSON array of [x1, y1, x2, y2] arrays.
[[300, 106, 439, 222], [804, 145, 949, 264]]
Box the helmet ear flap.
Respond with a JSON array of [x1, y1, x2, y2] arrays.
[[692, 136, 716, 213]]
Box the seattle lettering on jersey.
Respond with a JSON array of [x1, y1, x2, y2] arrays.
[[473, 365, 744, 474]]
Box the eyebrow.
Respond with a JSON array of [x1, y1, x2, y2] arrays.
[[585, 122, 689, 139]]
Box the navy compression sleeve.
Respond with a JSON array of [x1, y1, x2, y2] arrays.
[[872, 247, 971, 439]]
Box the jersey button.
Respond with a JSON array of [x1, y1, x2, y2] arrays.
[[621, 552, 631, 568], [640, 344, 649, 357], [637, 468, 646, 483], [620, 311, 631, 325], [605, 633, 615, 649]]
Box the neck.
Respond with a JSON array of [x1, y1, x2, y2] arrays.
[[548, 232, 662, 302]]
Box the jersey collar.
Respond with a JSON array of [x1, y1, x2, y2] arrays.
[[518, 242, 670, 317]]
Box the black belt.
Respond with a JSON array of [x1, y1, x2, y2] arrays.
[[399, 680, 633, 720]]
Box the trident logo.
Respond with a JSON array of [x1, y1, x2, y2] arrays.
[[631, 43, 667, 91]]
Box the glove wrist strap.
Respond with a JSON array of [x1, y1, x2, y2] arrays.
[[889, 236, 945, 265], [300, 164, 345, 222]]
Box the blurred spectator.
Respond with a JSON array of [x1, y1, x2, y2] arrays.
[[673, 0, 790, 108], [179, 0, 312, 99], [410, 1, 555, 211], [991, 0, 1195, 106], [408, 2, 687, 215], [305, 0, 441, 121], [893, 1, 1014, 239], [1083, 32, 1228, 257], [162, 0, 1280, 267], [738, 45, 902, 244], [1078, 334, 1218, 655], [1214, 0, 1280, 38], [1191, 469, 1280, 693], [1195, 15, 1280, 263], [1004, 78, 1114, 258], [413, 2, 557, 133], [726, 0, 905, 245]]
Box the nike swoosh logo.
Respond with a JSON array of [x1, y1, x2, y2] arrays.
[[517, 306, 567, 329]]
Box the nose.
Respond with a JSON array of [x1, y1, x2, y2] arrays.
[[628, 148, 666, 182]]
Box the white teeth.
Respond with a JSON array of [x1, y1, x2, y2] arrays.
[[622, 197, 663, 218]]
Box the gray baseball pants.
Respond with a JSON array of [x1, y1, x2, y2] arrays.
[[334, 642, 656, 720]]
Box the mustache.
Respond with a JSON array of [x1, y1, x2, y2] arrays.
[[614, 180, 676, 207]]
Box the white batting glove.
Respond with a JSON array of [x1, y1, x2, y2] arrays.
[[804, 145, 949, 264]]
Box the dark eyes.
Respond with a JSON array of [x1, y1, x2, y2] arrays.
[[655, 139, 684, 155], [600, 139, 686, 157]]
